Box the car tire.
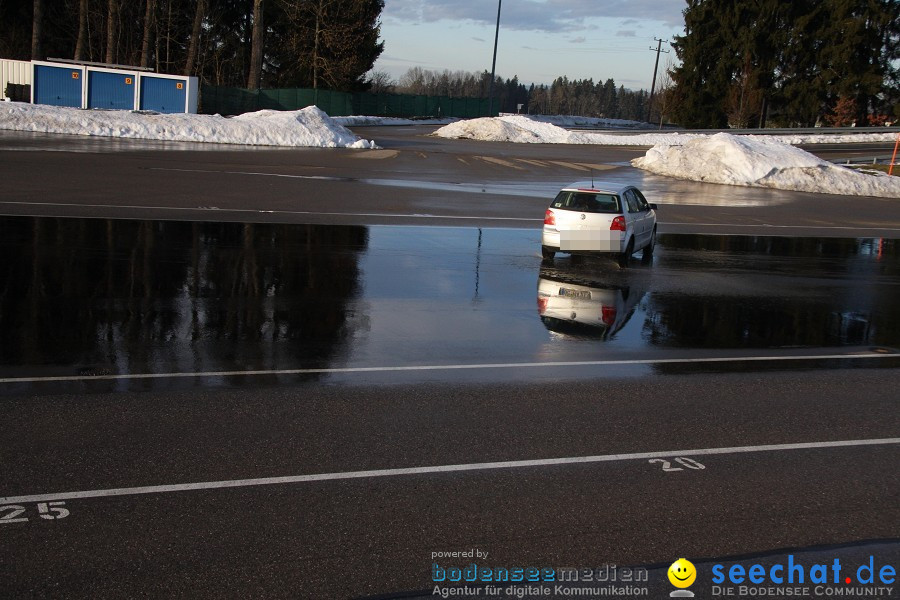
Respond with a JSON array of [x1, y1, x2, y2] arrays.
[[618, 238, 634, 268], [541, 245, 556, 260], [642, 228, 657, 262]]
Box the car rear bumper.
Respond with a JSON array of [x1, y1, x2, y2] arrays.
[[542, 227, 624, 253]]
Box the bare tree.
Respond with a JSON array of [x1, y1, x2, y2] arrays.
[[303, 0, 338, 90], [31, 0, 43, 59], [184, 0, 205, 76], [653, 61, 678, 129], [140, 0, 155, 69], [397, 67, 427, 94], [105, 0, 119, 64], [246, 0, 265, 89], [368, 70, 394, 93], [726, 59, 762, 128], [74, 0, 89, 61]]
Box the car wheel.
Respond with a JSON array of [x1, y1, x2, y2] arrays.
[[642, 228, 657, 262], [541, 245, 556, 260], [618, 238, 634, 268]]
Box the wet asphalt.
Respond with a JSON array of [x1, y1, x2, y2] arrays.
[[2, 128, 900, 237], [1, 217, 899, 391], [1, 129, 899, 599]]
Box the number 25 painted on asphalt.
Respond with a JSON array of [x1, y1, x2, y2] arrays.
[[648, 457, 706, 472], [0, 502, 70, 524]]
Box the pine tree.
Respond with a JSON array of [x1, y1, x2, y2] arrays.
[[671, 0, 737, 127], [775, 0, 829, 126], [672, 0, 898, 128], [602, 79, 617, 118], [819, 0, 899, 125]]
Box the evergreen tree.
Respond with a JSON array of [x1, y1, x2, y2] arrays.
[[602, 79, 617, 117], [671, 0, 899, 128], [671, 0, 736, 127], [818, 0, 899, 125]]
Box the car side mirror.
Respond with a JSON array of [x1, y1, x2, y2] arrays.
[[649, 203, 658, 210]]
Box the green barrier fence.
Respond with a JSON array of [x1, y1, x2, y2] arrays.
[[200, 84, 494, 118]]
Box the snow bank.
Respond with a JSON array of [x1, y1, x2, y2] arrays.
[[333, 116, 457, 126], [516, 114, 646, 129], [0, 102, 378, 148], [430, 116, 557, 143], [433, 115, 898, 146], [633, 133, 900, 198], [435, 116, 899, 197], [434, 116, 711, 146]]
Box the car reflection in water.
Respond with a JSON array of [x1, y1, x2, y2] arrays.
[[537, 261, 647, 341]]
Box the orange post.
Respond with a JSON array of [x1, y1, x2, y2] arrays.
[[890, 131, 900, 176]]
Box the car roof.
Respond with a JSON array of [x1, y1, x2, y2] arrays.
[[560, 181, 633, 195]]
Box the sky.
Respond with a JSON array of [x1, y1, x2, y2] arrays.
[[373, 0, 688, 91]]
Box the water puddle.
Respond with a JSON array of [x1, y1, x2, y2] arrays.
[[1, 217, 897, 391]]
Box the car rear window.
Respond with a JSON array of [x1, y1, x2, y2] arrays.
[[551, 191, 621, 214]]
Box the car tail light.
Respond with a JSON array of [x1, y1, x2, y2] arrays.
[[544, 209, 556, 226], [537, 297, 549, 315], [610, 216, 626, 231], [601, 306, 617, 325]]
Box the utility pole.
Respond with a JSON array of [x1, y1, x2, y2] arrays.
[[646, 38, 669, 123], [488, 0, 502, 117]]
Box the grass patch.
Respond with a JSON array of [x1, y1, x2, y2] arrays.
[[846, 163, 899, 177]]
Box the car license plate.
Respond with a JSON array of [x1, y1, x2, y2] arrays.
[[559, 288, 591, 299], [559, 229, 621, 251]]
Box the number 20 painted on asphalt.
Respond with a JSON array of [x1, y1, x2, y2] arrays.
[[0, 502, 70, 524], [648, 457, 706, 472]]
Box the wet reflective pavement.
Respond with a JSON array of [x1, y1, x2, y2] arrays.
[[2, 216, 899, 393]]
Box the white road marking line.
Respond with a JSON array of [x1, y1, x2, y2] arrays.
[[658, 221, 900, 232], [3, 201, 898, 231], [149, 167, 346, 181], [0, 352, 896, 384], [2, 438, 898, 505], [0, 201, 540, 222]]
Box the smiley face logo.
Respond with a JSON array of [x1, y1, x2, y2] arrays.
[[668, 558, 696, 588]]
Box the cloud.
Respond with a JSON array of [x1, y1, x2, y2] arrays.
[[616, 30, 636, 37], [383, 0, 685, 32], [472, 36, 486, 42], [569, 36, 586, 44]]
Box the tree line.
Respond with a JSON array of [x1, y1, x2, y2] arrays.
[[380, 68, 651, 122], [5, 1, 899, 125], [670, 0, 900, 128], [1, 0, 385, 91], [5, 2, 652, 121]]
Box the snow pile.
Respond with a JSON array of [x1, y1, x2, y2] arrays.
[[433, 117, 710, 146], [492, 115, 580, 142], [433, 116, 560, 143], [510, 114, 646, 129], [633, 133, 900, 198], [0, 102, 378, 148], [334, 116, 457, 126], [433, 115, 898, 146]]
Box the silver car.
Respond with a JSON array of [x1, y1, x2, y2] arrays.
[[541, 182, 657, 265]]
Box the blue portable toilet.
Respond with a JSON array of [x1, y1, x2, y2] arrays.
[[139, 74, 197, 114], [87, 69, 137, 110], [32, 62, 84, 107]]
